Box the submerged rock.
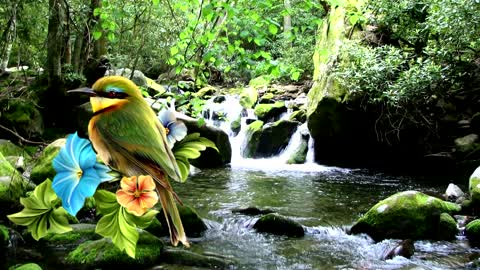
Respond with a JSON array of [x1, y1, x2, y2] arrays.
[[232, 207, 274, 216], [382, 239, 415, 260], [350, 191, 460, 241], [65, 230, 163, 267], [253, 213, 304, 237], [162, 248, 236, 269], [29, 138, 66, 185]]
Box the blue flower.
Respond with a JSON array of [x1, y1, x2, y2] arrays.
[[52, 132, 113, 216], [158, 109, 187, 148]]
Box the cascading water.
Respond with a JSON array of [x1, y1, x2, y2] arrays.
[[202, 95, 341, 172]]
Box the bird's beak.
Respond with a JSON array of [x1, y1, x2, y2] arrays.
[[67, 87, 96, 96]]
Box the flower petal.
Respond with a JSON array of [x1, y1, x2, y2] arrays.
[[78, 143, 97, 170], [139, 191, 158, 209], [158, 109, 176, 126], [116, 189, 136, 208], [120, 176, 137, 192], [169, 121, 187, 141], [137, 175, 156, 191], [124, 198, 146, 216], [94, 162, 114, 183]]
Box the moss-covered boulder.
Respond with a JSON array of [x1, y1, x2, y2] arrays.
[[287, 135, 309, 164], [65, 230, 163, 268], [255, 120, 299, 158], [9, 263, 43, 270], [350, 191, 461, 241], [241, 120, 264, 158], [0, 140, 32, 159], [0, 99, 44, 138], [29, 139, 66, 185], [41, 223, 101, 250], [258, 92, 275, 103], [469, 166, 480, 204], [162, 248, 236, 269], [253, 213, 304, 237], [158, 204, 207, 237], [437, 213, 458, 240], [289, 109, 307, 123], [466, 219, 480, 246], [254, 101, 287, 122], [178, 115, 231, 168], [194, 85, 217, 98], [249, 75, 271, 89], [0, 152, 33, 206], [239, 87, 258, 109], [455, 134, 479, 153]]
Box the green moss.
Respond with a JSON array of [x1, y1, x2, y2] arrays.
[[66, 231, 162, 267], [351, 191, 461, 241], [437, 213, 458, 240], [466, 219, 480, 246], [194, 85, 217, 98], [0, 152, 32, 202], [254, 101, 285, 120], [258, 92, 274, 103], [0, 140, 31, 159], [289, 109, 307, 123], [243, 121, 264, 158], [239, 87, 258, 109], [287, 139, 308, 164], [30, 139, 66, 185], [249, 75, 271, 88], [10, 263, 43, 270], [42, 224, 99, 246]]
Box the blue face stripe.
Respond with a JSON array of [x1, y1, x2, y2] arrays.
[[105, 85, 125, 93]]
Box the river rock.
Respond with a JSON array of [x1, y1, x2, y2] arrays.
[[253, 213, 304, 237], [232, 207, 274, 216], [65, 230, 163, 267], [350, 191, 460, 241], [157, 204, 207, 237], [382, 239, 415, 260], [254, 101, 287, 122], [41, 224, 101, 250], [29, 138, 66, 185], [239, 87, 258, 109], [289, 109, 307, 123], [0, 152, 33, 207], [162, 248, 236, 269], [10, 263, 43, 270], [194, 85, 217, 99], [242, 120, 300, 158], [177, 115, 231, 168], [444, 183, 465, 203], [466, 219, 480, 246]]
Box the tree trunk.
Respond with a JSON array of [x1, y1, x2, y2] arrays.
[[72, 33, 83, 72], [283, 0, 292, 34], [0, 1, 18, 71], [92, 0, 106, 59]]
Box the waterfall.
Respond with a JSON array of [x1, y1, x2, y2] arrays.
[[201, 95, 341, 172]]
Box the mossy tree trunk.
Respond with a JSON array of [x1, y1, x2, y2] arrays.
[[0, 0, 19, 71]]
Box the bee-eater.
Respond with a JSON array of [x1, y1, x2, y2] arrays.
[[69, 76, 189, 247]]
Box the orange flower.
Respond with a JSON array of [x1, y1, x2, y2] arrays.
[[116, 175, 159, 216]]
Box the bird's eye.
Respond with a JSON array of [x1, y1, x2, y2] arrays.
[[107, 91, 118, 98]]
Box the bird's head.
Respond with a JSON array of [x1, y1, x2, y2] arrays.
[[69, 76, 144, 114]]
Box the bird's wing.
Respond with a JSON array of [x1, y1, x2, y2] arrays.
[[93, 104, 182, 184]]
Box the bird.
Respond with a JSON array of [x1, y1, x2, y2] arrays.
[[69, 75, 189, 247]]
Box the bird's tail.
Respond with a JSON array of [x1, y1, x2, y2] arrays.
[[156, 183, 189, 247]]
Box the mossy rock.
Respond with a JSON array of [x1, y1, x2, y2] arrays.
[[158, 204, 207, 237], [287, 138, 308, 164], [454, 134, 479, 153], [254, 101, 286, 122], [469, 166, 480, 205], [350, 191, 461, 241], [436, 213, 458, 240], [162, 248, 236, 269], [255, 120, 299, 158], [466, 219, 480, 246], [241, 120, 264, 158], [289, 109, 307, 123], [0, 152, 33, 205], [0, 140, 32, 159], [239, 87, 258, 109], [194, 85, 217, 98], [29, 138, 66, 185], [65, 230, 163, 267], [230, 117, 241, 135], [248, 75, 271, 89], [253, 213, 305, 237], [9, 263, 43, 270], [0, 99, 44, 138], [258, 92, 275, 103], [41, 223, 100, 249]]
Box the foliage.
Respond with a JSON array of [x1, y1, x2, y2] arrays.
[[7, 179, 72, 240]]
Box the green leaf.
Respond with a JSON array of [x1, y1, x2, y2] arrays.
[[268, 24, 278, 35], [93, 31, 102, 40], [94, 190, 158, 258], [7, 180, 72, 240], [172, 133, 218, 182], [170, 46, 179, 56], [152, 0, 159, 5]]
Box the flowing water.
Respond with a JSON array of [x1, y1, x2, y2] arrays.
[[171, 167, 476, 269], [162, 95, 480, 269]]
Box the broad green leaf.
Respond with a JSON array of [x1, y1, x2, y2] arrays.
[[170, 46, 179, 56], [268, 24, 278, 35], [8, 180, 72, 240], [94, 190, 158, 258], [93, 31, 102, 40], [152, 0, 159, 5], [172, 133, 218, 182]]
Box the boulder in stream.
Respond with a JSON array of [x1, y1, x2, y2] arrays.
[[382, 239, 415, 260], [253, 213, 304, 237], [350, 191, 460, 241], [29, 138, 66, 185], [254, 101, 287, 122], [465, 219, 480, 246], [157, 204, 208, 237]]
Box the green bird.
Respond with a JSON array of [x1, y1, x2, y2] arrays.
[[69, 75, 189, 247]]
